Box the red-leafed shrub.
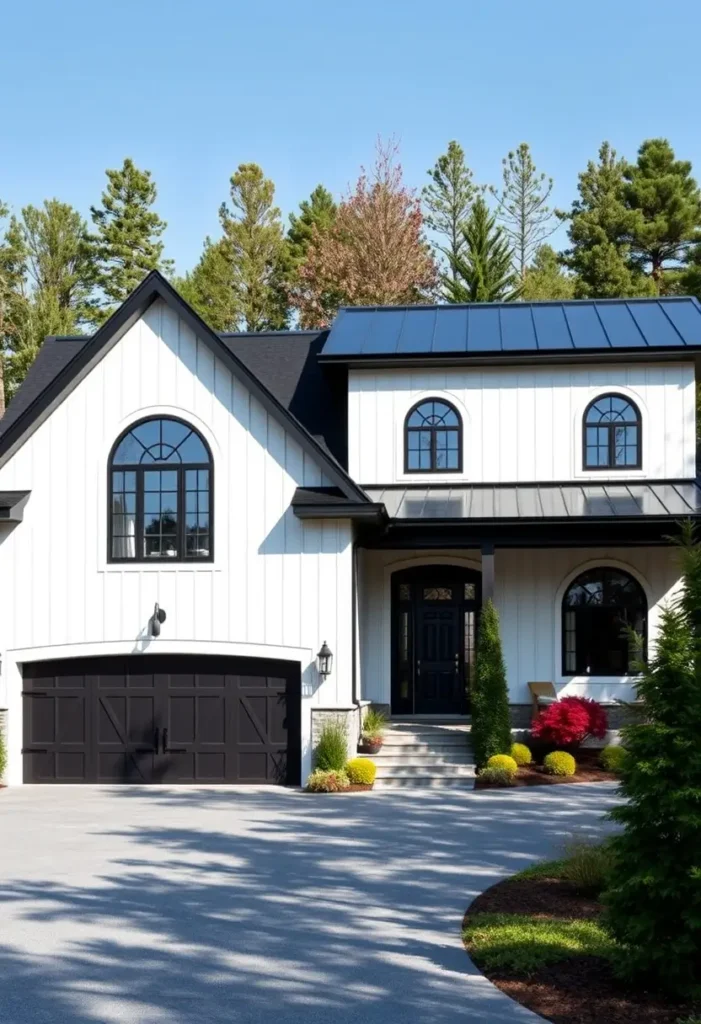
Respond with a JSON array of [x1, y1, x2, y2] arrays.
[[531, 697, 608, 748]]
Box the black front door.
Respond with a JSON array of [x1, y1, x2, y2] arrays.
[[392, 566, 481, 716]]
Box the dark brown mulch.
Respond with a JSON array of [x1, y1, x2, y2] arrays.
[[475, 749, 618, 788], [490, 957, 694, 1024], [469, 876, 601, 921], [464, 874, 699, 1024]]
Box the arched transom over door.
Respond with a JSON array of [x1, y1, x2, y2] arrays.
[[392, 565, 481, 716]]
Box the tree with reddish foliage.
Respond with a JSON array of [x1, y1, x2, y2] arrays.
[[531, 696, 608, 748], [292, 139, 437, 327]]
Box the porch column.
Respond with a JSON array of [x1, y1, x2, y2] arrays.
[[481, 542, 495, 602]]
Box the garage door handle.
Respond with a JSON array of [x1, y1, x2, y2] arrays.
[[163, 729, 186, 754]]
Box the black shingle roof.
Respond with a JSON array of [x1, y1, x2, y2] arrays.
[[0, 328, 348, 466]]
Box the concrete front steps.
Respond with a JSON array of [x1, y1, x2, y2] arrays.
[[364, 718, 475, 789]]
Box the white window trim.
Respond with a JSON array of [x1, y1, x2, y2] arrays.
[[396, 389, 471, 483], [97, 404, 225, 573]]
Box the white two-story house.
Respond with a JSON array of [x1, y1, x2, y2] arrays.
[[0, 272, 699, 786]]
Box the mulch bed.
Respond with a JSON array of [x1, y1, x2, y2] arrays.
[[475, 749, 618, 788], [463, 875, 698, 1024]]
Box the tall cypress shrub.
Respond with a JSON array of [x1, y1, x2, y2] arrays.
[[472, 599, 511, 769], [604, 525, 701, 995]]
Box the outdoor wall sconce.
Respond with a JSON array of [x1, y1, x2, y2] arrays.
[[150, 603, 167, 637], [316, 641, 333, 678]]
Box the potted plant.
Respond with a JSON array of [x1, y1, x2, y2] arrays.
[[358, 707, 387, 754]]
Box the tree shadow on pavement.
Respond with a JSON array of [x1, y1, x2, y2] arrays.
[[0, 784, 620, 1024]]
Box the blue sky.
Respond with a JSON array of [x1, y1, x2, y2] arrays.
[[3, 0, 701, 275]]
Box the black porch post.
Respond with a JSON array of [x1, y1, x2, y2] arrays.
[[482, 542, 495, 602]]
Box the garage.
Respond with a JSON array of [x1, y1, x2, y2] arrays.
[[22, 654, 301, 785]]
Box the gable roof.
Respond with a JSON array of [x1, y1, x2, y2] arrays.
[[0, 272, 366, 501], [320, 296, 701, 366]]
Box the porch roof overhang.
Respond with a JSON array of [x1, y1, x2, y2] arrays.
[[0, 490, 30, 523], [359, 479, 701, 548], [291, 486, 387, 523]]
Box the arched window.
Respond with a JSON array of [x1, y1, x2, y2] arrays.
[[405, 399, 462, 473], [109, 417, 213, 562], [562, 567, 647, 676], [583, 393, 641, 469]]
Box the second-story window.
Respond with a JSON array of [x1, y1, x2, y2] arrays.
[[109, 416, 213, 562], [583, 393, 641, 470], [405, 399, 462, 473]]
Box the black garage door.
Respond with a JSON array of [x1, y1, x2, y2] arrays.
[[22, 655, 301, 785]]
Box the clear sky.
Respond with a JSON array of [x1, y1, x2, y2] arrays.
[[3, 0, 701, 275]]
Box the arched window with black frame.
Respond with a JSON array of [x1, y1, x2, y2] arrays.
[[583, 393, 642, 470], [404, 399, 462, 473], [109, 416, 213, 562], [562, 567, 647, 676]]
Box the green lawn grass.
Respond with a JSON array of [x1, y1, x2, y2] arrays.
[[463, 912, 618, 975]]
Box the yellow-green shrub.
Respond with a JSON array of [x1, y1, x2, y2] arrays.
[[544, 751, 576, 776], [479, 765, 516, 787], [306, 768, 350, 792], [485, 754, 518, 778], [346, 758, 376, 785], [599, 745, 628, 774], [511, 742, 532, 766]]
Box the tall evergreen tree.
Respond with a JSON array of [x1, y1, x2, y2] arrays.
[[604, 526, 701, 995], [219, 163, 288, 331], [623, 138, 701, 289], [471, 600, 512, 770], [443, 197, 521, 303], [21, 199, 92, 324], [174, 237, 240, 332], [521, 244, 574, 300], [423, 141, 479, 284], [491, 143, 555, 279], [559, 142, 652, 298], [287, 185, 337, 268], [89, 158, 172, 320]]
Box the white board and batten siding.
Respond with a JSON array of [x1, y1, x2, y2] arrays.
[[348, 363, 696, 485], [0, 299, 354, 784], [359, 547, 681, 709]]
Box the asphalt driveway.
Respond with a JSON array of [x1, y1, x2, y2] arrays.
[[0, 784, 619, 1024]]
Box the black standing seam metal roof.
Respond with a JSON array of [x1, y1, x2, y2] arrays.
[[0, 273, 361, 499], [320, 297, 701, 359], [363, 481, 701, 520]]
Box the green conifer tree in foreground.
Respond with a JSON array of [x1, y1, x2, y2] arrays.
[[471, 599, 511, 769], [604, 524, 701, 995]]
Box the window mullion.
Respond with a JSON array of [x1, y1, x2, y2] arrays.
[[178, 467, 185, 560], [136, 470, 144, 560]]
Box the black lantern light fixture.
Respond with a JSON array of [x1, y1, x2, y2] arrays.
[[150, 602, 167, 637], [316, 641, 333, 678]]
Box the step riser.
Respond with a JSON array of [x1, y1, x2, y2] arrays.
[[376, 766, 475, 778], [373, 779, 474, 789]]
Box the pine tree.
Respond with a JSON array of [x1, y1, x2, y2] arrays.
[[443, 197, 521, 302], [422, 141, 479, 283], [604, 525, 701, 995], [623, 138, 701, 289], [21, 199, 93, 324], [287, 185, 337, 268], [491, 143, 555, 279], [174, 237, 240, 332], [219, 163, 288, 331], [471, 599, 511, 769], [559, 142, 653, 298], [89, 158, 172, 320], [521, 244, 574, 300]]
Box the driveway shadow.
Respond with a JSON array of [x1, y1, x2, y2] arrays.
[[0, 784, 620, 1023]]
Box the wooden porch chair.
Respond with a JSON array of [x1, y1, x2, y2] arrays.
[[527, 681, 558, 723]]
